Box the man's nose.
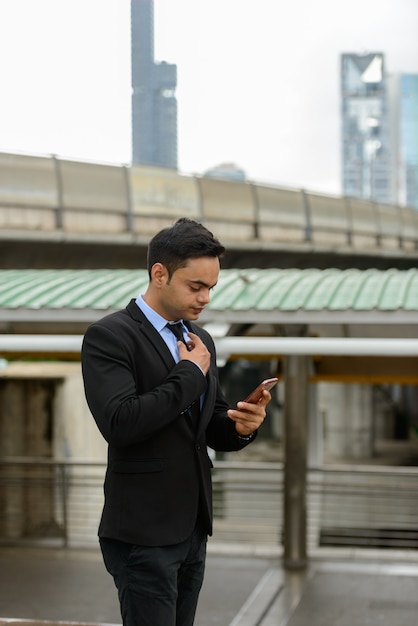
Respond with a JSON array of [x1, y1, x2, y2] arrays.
[[198, 289, 211, 303]]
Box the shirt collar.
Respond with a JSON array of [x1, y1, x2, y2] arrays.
[[135, 294, 179, 333]]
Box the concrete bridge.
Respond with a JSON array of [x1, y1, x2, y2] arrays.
[[0, 151, 417, 270]]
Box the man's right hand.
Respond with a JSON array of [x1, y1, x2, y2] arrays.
[[178, 332, 210, 374]]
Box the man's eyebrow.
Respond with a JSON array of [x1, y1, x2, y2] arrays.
[[189, 279, 218, 289]]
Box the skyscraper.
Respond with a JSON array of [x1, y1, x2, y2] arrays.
[[131, 0, 178, 168], [398, 74, 418, 209], [341, 52, 393, 204]]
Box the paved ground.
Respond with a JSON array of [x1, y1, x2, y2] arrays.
[[0, 544, 274, 626], [244, 553, 418, 626], [1, 545, 418, 626]]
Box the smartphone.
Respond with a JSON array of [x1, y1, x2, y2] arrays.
[[243, 377, 279, 404]]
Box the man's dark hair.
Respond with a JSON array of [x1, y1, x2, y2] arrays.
[[147, 218, 225, 279]]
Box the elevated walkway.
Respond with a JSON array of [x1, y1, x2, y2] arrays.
[[1, 546, 418, 626], [1, 151, 417, 270]]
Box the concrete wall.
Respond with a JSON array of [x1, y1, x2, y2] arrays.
[[0, 362, 106, 547]]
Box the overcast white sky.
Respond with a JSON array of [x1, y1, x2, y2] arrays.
[[0, 0, 417, 194]]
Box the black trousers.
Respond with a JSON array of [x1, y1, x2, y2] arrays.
[[99, 523, 207, 626]]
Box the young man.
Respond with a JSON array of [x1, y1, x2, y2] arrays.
[[81, 218, 271, 626]]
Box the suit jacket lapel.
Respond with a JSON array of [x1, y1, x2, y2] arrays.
[[197, 370, 217, 437], [184, 319, 218, 437], [126, 299, 176, 371], [126, 304, 216, 437]]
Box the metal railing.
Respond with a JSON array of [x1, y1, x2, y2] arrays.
[[0, 458, 417, 552]]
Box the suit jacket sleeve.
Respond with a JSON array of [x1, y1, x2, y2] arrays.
[[189, 323, 258, 452]]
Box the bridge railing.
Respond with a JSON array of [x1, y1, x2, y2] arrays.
[[1, 457, 418, 554], [0, 151, 417, 253]]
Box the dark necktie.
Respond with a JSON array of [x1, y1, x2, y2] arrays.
[[166, 321, 188, 347], [166, 322, 200, 425]]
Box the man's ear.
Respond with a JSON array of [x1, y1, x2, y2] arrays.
[[151, 263, 168, 287]]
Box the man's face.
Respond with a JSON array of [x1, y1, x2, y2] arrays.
[[156, 256, 220, 321]]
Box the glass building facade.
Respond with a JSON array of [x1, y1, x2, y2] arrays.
[[341, 52, 393, 204], [398, 74, 418, 209]]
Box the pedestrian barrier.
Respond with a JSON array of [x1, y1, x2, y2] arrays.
[[0, 458, 417, 553]]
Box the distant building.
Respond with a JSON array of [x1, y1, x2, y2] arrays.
[[341, 52, 393, 204], [131, 0, 178, 168], [396, 74, 418, 209], [203, 162, 247, 181]]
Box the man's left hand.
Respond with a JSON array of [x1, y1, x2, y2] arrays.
[[227, 390, 271, 437]]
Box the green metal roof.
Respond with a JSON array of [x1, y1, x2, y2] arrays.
[[0, 269, 149, 311], [0, 268, 417, 316]]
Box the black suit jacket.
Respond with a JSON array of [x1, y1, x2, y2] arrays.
[[81, 299, 255, 546]]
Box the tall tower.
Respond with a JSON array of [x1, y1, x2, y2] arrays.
[[341, 52, 393, 203], [131, 0, 178, 168], [398, 74, 418, 209]]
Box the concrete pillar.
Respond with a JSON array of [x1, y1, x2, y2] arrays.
[[53, 370, 107, 461], [53, 367, 107, 547], [320, 383, 373, 461], [0, 381, 26, 538], [283, 354, 309, 570], [0, 364, 108, 548]]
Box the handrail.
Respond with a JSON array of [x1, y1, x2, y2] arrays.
[[1, 458, 418, 551], [1, 335, 418, 357]]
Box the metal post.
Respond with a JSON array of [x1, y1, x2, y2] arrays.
[[283, 354, 309, 569], [123, 164, 134, 232], [52, 154, 64, 229], [301, 188, 312, 243]]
